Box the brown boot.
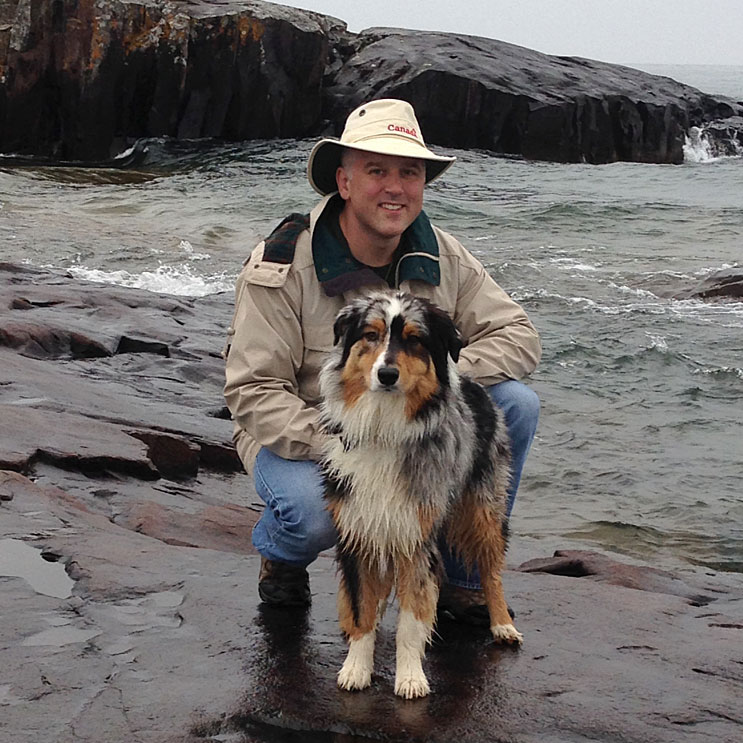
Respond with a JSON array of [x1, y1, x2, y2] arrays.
[[437, 583, 514, 626], [258, 557, 311, 607]]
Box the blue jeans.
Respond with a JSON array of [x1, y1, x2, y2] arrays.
[[252, 380, 539, 589]]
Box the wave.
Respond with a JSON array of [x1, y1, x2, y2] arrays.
[[514, 286, 743, 324], [683, 126, 743, 163], [65, 263, 234, 297], [691, 366, 743, 381]]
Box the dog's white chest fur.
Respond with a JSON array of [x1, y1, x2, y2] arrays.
[[325, 442, 423, 562]]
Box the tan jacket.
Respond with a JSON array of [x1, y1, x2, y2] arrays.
[[224, 195, 541, 475]]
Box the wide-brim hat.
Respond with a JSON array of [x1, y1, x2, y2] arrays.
[[307, 99, 456, 196]]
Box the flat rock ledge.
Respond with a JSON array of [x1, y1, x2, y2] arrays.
[[1, 0, 741, 163], [2, 263, 743, 742]]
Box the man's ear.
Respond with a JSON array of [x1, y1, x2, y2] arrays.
[[336, 165, 351, 200]]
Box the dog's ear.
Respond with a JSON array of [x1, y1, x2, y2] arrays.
[[332, 304, 358, 346], [427, 305, 463, 362]]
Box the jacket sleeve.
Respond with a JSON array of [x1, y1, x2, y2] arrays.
[[223, 249, 327, 462], [450, 239, 542, 385]]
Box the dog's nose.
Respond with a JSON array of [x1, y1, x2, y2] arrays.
[[377, 366, 400, 387]]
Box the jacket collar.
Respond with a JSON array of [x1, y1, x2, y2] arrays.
[[310, 194, 440, 297]]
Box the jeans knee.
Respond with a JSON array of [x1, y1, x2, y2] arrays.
[[253, 448, 337, 561], [300, 510, 337, 555], [489, 380, 540, 434], [510, 383, 540, 429]]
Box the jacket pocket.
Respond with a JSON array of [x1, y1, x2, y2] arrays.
[[299, 323, 334, 404], [303, 322, 334, 352]]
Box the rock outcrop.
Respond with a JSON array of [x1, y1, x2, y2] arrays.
[[673, 267, 743, 302], [323, 28, 739, 165], [1, 0, 741, 164], [1, 263, 742, 742], [0, 0, 341, 159]]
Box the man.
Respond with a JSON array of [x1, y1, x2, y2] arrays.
[[224, 99, 541, 621]]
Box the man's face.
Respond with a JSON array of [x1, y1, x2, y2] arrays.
[[335, 151, 426, 248]]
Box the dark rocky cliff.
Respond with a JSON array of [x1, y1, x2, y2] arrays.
[[1, 0, 741, 163], [0, 0, 340, 158]]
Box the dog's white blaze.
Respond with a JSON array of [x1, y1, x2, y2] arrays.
[[368, 298, 407, 392], [394, 609, 430, 699], [369, 334, 393, 392], [383, 296, 405, 324], [338, 631, 375, 691]]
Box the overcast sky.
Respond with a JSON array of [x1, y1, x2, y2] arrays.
[[275, 0, 743, 66]]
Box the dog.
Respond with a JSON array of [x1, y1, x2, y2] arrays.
[[318, 291, 523, 699]]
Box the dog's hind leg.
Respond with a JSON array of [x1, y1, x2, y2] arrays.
[[476, 509, 524, 645], [337, 555, 393, 692], [393, 553, 439, 699], [448, 500, 523, 645]]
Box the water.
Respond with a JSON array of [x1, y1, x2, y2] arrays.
[[1, 65, 741, 579], [0, 539, 75, 599]]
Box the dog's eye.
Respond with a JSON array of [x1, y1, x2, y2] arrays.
[[363, 331, 379, 343], [407, 335, 421, 347]]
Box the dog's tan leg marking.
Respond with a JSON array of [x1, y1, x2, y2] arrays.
[[337, 565, 393, 692], [448, 500, 523, 645], [393, 556, 438, 698]]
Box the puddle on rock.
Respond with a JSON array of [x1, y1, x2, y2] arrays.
[[0, 538, 75, 598], [21, 625, 100, 647]]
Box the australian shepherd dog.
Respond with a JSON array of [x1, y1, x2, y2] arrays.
[[318, 291, 523, 699]]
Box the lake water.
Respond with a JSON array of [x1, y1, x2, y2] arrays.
[[1, 64, 741, 579]]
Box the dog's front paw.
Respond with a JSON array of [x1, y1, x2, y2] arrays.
[[337, 660, 372, 691], [394, 673, 430, 699], [491, 623, 524, 645]]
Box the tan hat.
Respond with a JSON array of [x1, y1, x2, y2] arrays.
[[307, 99, 456, 196]]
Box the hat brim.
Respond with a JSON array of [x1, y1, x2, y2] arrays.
[[307, 137, 456, 196]]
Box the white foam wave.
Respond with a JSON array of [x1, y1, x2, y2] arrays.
[[683, 128, 717, 163], [693, 263, 736, 278], [645, 333, 669, 352], [683, 126, 743, 163], [691, 366, 743, 380], [515, 287, 743, 323], [606, 282, 659, 299], [549, 257, 599, 272], [66, 264, 234, 297], [178, 239, 211, 261]]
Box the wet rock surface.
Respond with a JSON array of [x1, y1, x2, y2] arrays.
[[672, 267, 743, 302], [1, 1, 741, 163], [2, 263, 742, 742]]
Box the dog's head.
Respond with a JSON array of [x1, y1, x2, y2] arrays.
[[326, 291, 462, 417]]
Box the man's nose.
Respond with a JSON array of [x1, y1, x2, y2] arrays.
[[383, 171, 404, 193]]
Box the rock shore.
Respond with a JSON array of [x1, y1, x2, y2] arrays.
[[1, 262, 742, 742], [672, 267, 743, 302], [1, 0, 741, 164]]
